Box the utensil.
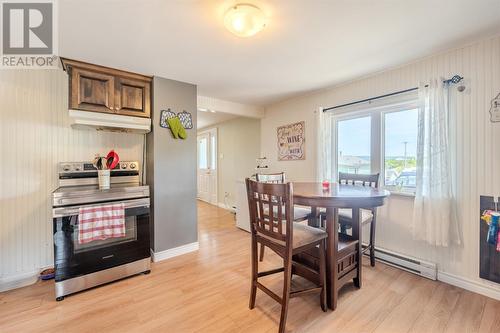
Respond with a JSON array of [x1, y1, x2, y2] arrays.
[[106, 150, 120, 170], [93, 155, 104, 170]]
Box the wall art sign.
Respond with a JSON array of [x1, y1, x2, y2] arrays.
[[277, 121, 305, 161], [490, 93, 500, 123]]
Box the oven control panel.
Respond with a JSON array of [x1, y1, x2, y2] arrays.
[[59, 161, 140, 173]]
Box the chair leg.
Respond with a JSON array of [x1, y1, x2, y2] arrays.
[[369, 217, 377, 267], [259, 243, 265, 262], [249, 235, 258, 309], [278, 256, 292, 333], [319, 240, 327, 312]]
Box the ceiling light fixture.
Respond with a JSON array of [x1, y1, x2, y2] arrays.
[[224, 4, 267, 38]]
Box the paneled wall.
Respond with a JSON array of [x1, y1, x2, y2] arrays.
[[261, 35, 500, 293], [0, 70, 144, 288]]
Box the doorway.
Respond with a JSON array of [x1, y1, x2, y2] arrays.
[[197, 128, 217, 205]]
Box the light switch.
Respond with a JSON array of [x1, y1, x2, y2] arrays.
[[220, 153, 224, 159]]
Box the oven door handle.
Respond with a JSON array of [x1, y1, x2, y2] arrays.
[[52, 198, 150, 218]]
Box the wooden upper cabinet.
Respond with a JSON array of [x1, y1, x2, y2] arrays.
[[70, 67, 115, 113], [115, 77, 151, 117], [61, 58, 152, 118]]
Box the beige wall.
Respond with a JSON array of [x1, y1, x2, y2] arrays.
[[0, 70, 144, 290], [261, 35, 500, 295], [199, 117, 261, 208]]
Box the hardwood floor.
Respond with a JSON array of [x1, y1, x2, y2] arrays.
[[1, 201, 499, 333]]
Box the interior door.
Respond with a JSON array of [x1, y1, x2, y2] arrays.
[[197, 129, 217, 204]]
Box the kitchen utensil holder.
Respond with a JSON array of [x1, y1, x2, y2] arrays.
[[98, 170, 111, 190]]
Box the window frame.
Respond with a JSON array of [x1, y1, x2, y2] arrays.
[[333, 111, 374, 177], [331, 97, 419, 195], [380, 103, 419, 194]]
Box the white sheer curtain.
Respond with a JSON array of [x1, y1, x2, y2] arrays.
[[315, 107, 333, 182], [412, 80, 460, 246]]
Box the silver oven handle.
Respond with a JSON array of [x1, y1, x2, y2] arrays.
[[52, 198, 150, 218]]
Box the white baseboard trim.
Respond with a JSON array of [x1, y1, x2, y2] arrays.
[[437, 271, 500, 301], [363, 244, 500, 301], [0, 270, 39, 293], [151, 242, 199, 263], [218, 202, 236, 213]]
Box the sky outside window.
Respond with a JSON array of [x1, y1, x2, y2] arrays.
[[337, 116, 371, 174]]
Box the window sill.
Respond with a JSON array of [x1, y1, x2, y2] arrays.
[[387, 190, 416, 198]]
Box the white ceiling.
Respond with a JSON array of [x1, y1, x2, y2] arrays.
[[197, 111, 238, 129], [59, 0, 500, 106]]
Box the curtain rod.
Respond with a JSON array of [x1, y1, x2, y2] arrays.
[[323, 75, 463, 112]]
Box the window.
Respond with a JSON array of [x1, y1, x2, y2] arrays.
[[210, 134, 216, 170], [198, 136, 208, 169], [337, 116, 371, 174], [383, 109, 418, 192], [332, 96, 419, 194]]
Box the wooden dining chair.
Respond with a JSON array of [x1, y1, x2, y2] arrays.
[[337, 172, 380, 267], [255, 172, 286, 184], [255, 172, 311, 261], [246, 179, 327, 333]]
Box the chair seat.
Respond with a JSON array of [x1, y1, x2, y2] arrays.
[[258, 222, 327, 249], [338, 208, 373, 224], [292, 222, 327, 249]]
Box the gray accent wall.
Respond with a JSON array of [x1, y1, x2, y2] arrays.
[[147, 76, 198, 253]]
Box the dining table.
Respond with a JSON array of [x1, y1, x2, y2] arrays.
[[292, 182, 390, 310]]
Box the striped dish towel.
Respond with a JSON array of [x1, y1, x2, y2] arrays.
[[78, 203, 126, 244]]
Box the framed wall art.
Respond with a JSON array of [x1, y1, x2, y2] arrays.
[[277, 121, 305, 161]]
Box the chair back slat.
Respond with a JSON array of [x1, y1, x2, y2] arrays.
[[338, 172, 380, 188], [255, 172, 285, 184], [246, 179, 293, 245]]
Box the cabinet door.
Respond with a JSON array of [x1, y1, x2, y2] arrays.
[[69, 66, 115, 113], [115, 78, 151, 118]]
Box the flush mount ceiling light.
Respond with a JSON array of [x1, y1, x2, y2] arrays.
[[224, 4, 267, 37]]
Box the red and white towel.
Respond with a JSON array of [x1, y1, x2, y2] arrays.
[[78, 203, 126, 244]]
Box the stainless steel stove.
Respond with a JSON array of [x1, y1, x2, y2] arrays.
[[52, 161, 151, 301]]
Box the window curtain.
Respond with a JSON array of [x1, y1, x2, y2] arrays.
[[412, 80, 460, 246], [315, 107, 333, 182]]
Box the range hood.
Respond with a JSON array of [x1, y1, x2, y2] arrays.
[[69, 109, 151, 134]]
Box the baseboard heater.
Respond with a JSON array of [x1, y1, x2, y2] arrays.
[[363, 244, 437, 280]]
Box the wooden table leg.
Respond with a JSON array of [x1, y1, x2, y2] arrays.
[[308, 206, 318, 227], [351, 208, 362, 288], [325, 207, 338, 310]]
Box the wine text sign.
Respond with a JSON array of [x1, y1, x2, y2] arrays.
[[277, 121, 305, 161]]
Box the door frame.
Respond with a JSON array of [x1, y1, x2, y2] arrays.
[[197, 127, 218, 205]]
